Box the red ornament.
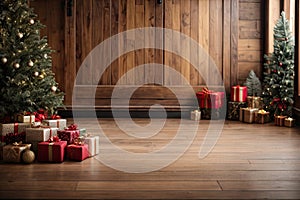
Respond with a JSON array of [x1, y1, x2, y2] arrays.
[[279, 62, 283, 66]]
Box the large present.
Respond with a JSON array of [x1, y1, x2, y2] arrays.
[[230, 85, 247, 102], [83, 135, 100, 157], [0, 123, 30, 142], [247, 96, 261, 108], [284, 117, 295, 127], [227, 101, 247, 120], [57, 124, 80, 144], [37, 141, 67, 162], [255, 109, 270, 124], [239, 108, 259, 123], [274, 115, 287, 126], [67, 144, 89, 161], [42, 119, 67, 130], [26, 127, 58, 152], [3, 143, 31, 163], [196, 88, 225, 109]]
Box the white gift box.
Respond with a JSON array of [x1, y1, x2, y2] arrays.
[[26, 127, 58, 142], [42, 119, 67, 130], [190, 110, 201, 121], [84, 135, 100, 157]]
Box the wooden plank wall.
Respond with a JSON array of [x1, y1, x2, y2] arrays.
[[30, 0, 264, 109]]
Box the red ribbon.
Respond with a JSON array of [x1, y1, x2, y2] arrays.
[[14, 123, 18, 133], [51, 114, 61, 119], [34, 109, 48, 122]]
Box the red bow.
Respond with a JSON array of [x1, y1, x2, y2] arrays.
[[51, 114, 61, 119], [48, 135, 60, 143], [65, 124, 78, 130], [34, 109, 48, 122]]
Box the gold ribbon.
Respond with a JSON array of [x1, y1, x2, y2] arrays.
[[48, 142, 54, 161]]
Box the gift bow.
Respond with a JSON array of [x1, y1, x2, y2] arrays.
[[50, 114, 61, 119], [65, 124, 78, 130]]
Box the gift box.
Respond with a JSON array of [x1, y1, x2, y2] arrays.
[[26, 127, 58, 152], [42, 119, 67, 130], [227, 101, 247, 120], [67, 144, 89, 161], [239, 108, 259, 123], [84, 135, 100, 157], [3, 132, 26, 144], [3, 143, 31, 163], [196, 88, 225, 109], [230, 85, 247, 102], [57, 129, 80, 144], [0, 123, 30, 141], [200, 108, 221, 119], [284, 117, 295, 127], [274, 115, 287, 126], [190, 110, 201, 121], [247, 96, 261, 108], [255, 110, 270, 124], [37, 141, 67, 162], [16, 114, 35, 123]]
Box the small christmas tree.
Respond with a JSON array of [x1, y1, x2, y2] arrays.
[[244, 70, 262, 96], [262, 11, 295, 117], [0, 0, 64, 120]]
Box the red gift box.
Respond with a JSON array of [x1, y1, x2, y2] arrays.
[[37, 141, 67, 162], [57, 129, 79, 144], [196, 88, 224, 109], [230, 85, 247, 102], [67, 144, 89, 161]]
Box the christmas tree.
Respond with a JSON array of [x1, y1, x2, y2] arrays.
[[262, 11, 295, 117], [244, 70, 262, 96], [0, 0, 64, 120]]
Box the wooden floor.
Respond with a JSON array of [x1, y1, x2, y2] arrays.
[[1, 118, 300, 199]]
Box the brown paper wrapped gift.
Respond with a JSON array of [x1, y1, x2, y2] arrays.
[[239, 108, 259, 123], [247, 96, 261, 109], [284, 117, 295, 127], [255, 110, 270, 124], [274, 115, 287, 126]]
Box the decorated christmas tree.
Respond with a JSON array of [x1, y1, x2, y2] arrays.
[[262, 11, 294, 117], [0, 0, 64, 120]]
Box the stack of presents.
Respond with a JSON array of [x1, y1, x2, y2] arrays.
[[194, 85, 295, 127], [0, 110, 99, 163]]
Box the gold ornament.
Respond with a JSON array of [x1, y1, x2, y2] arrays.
[[39, 74, 44, 79], [22, 150, 35, 164], [34, 71, 39, 76], [18, 33, 23, 38]]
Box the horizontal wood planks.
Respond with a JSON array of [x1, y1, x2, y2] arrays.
[[0, 119, 300, 199]]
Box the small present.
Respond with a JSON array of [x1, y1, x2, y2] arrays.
[[196, 88, 225, 109], [255, 109, 270, 124], [200, 108, 221, 119], [274, 115, 287, 126], [239, 108, 259, 123], [57, 124, 80, 144], [79, 128, 87, 136], [16, 114, 35, 124], [3, 143, 31, 163], [247, 96, 261, 108], [42, 119, 67, 130], [83, 135, 100, 157], [3, 132, 26, 144], [67, 144, 89, 161], [227, 101, 247, 120], [0, 123, 31, 140], [230, 85, 247, 102], [284, 117, 295, 127], [190, 110, 201, 121], [37, 141, 67, 162]]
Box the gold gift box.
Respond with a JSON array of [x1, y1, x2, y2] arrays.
[[239, 108, 259, 123], [284, 117, 295, 127], [3, 143, 31, 163], [255, 110, 270, 124], [247, 96, 261, 109], [274, 115, 287, 126]]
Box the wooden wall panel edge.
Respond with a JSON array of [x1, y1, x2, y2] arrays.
[[230, 0, 238, 86]]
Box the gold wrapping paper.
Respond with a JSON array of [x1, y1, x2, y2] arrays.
[[3, 143, 31, 163], [284, 118, 295, 127], [274, 116, 287, 126], [255, 110, 270, 124], [247, 96, 261, 109], [239, 108, 259, 123]]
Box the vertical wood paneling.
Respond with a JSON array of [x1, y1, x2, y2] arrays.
[[31, 0, 265, 108]]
